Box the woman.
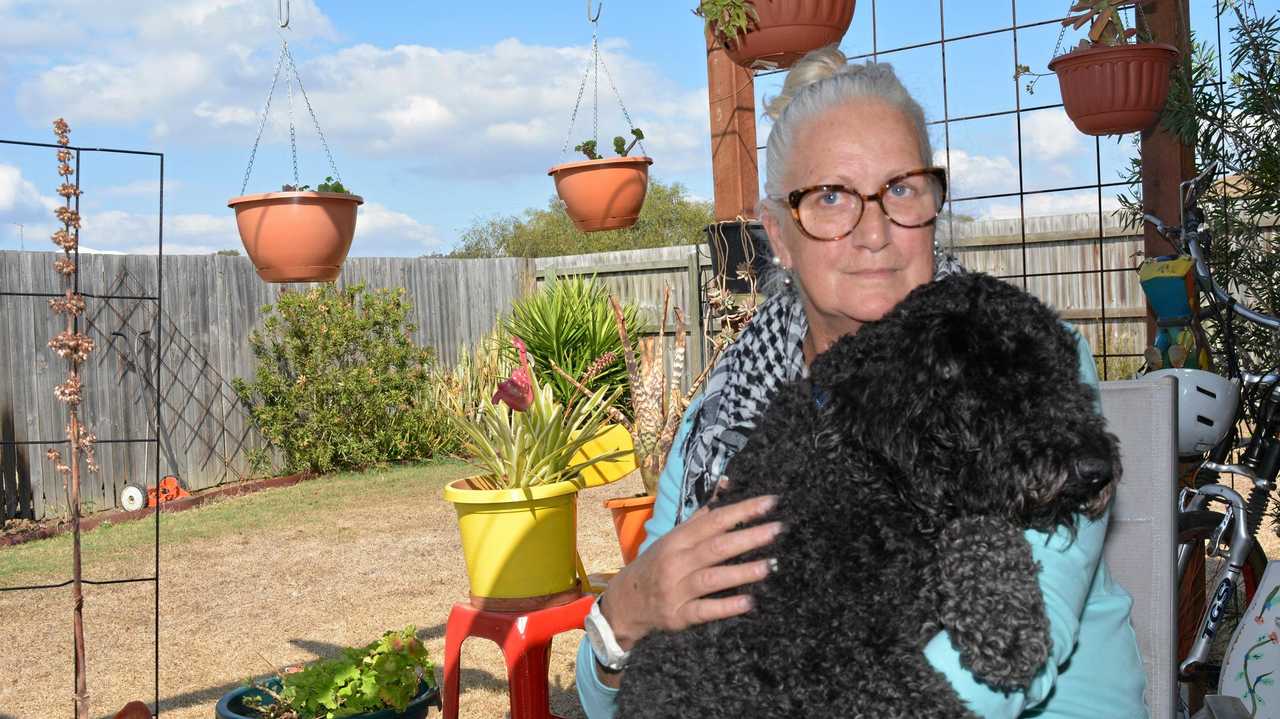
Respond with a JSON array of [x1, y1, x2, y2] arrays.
[[576, 47, 1147, 717]]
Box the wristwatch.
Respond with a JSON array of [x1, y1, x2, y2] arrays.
[[584, 595, 630, 672]]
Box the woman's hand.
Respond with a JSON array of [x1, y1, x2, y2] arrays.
[[600, 488, 782, 653]]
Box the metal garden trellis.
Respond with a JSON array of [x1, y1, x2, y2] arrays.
[[703, 0, 1197, 379], [0, 136, 165, 719]]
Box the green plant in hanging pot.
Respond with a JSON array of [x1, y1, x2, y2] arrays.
[[1044, 0, 1179, 136], [550, 128, 654, 233], [229, 35, 362, 283], [443, 336, 633, 610], [215, 626, 440, 719], [695, 0, 856, 71]]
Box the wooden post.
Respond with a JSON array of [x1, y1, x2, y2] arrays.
[[1139, 0, 1195, 347], [706, 30, 759, 221], [1138, 0, 1201, 704]]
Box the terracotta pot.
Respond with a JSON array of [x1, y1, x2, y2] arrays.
[[604, 494, 656, 566], [718, 0, 856, 71], [227, 191, 363, 283], [548, 156, 653, 233], [1048, 42, 1179, 136]]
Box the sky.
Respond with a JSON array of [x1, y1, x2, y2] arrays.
[[0, 0, 1271, 257]]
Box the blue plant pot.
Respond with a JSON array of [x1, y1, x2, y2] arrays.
[[215, 678, 441, 719]]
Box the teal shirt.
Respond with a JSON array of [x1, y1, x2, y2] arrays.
[[576, 331, 1148, 717]]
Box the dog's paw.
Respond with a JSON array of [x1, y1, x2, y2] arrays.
[[935, 516, 1051, 692]]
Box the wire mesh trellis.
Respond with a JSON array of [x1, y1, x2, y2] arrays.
[[738, 0, 1190, 380], [0, 137, 165, 718]]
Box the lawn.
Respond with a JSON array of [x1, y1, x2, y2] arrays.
[[0, 460, 647, 719]]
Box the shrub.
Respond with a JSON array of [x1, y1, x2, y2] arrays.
[[232, 283, 454, 474], [501, 276, 646, 414]]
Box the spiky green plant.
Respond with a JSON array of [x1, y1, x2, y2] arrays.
[[502, 275, 646, 415]]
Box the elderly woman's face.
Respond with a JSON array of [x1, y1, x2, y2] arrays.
[[765, 98, 937, 337]]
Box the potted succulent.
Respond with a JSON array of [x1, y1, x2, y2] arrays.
[[443, 336, 632, 610], [548, 129, 653, 233], [1046, 1, 1178, 135], [216, 626, 440, 719], [554, 289, 711, 565], [228, 176, 364, 283], [696, 0, 856, 71]]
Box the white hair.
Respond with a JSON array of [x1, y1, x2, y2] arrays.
[[755, 45, 938, 293]]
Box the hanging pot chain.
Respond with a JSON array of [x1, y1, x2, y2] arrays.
[[282, 40, 342, 184], [598, 45, 646, 156], [286, 51, 300, 187], [592, 26, 599, 149], [559, 16, 644, 157], [240, 41, 288, 195], [562, 33, 596, 153], [239, 32, 343, 194]]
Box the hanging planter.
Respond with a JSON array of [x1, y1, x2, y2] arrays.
[[1050, 43, 1178, 136], [698, 0, 856, 71], [230, 9, 359, 283], [228, 189, 363, 283], [1046, 1, 1178, 136], [550, 5, 653, 233], [549, 153, 653, 233]]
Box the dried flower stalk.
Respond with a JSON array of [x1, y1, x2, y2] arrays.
[[48, 117, 92, 719]]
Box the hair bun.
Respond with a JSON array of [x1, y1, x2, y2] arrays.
[[763, 45, 850, 122]]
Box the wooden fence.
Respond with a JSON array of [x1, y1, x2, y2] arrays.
[[0, 252, 533, 521], [0, 212, 1189, 519]]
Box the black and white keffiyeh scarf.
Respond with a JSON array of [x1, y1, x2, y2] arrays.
[[676, 252, 966, 522]]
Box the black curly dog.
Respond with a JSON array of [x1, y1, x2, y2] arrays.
[[615, 272, 1120, 718]]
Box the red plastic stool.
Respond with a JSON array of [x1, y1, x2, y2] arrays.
[[442, 594, 595, 719]]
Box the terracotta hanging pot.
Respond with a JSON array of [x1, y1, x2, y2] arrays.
[[717, 0, 856, 71], [227, 190, 363, 283], [1049, 42, 1179, 136], [548, 156, 653, 233]]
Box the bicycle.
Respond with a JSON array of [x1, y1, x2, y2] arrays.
[[1141, 160, 1279, 710]]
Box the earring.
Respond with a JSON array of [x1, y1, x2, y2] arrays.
[[771, 255, 782, 266]]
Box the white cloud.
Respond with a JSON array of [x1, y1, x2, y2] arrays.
[[935, 149, 1016, 198], [984, 191, 1121, 220], [11, 12, 710, 181], [0, 164, 59, 220], [193, 101, 259, 128], [1022, 109, 1082, 162], [9, 0, 334, 132], [353, 202, 444, 256], [98, 179, 181, 198]]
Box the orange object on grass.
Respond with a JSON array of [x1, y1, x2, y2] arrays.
[[604, 494, 656, 565]]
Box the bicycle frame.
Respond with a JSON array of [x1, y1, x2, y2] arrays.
[[1177, 484, 1250, 677], [1145, 161, 1280, 681]]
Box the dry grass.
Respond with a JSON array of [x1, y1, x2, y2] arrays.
[[2, 460, 1277, 719], [0, 461, 648, 719]]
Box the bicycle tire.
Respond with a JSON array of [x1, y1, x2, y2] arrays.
[[1178, 510, 1229, 544]]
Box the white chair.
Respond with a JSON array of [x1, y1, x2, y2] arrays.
[[1100, 377, 1179, 718]]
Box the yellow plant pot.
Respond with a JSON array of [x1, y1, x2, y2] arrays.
[[573, 424, 638, 489], [443, 477, 582, 611]]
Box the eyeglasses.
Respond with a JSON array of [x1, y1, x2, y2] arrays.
[[775, 167, 948, 242]]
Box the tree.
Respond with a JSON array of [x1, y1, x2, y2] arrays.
[[449, 178, 714, 258]]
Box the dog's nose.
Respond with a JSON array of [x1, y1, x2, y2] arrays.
[[1074, 457, 1113, 488]]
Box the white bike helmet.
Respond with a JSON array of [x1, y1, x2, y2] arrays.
[[1144, 368, 1239, 456]]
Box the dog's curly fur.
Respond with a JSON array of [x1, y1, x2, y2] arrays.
[[615, 272, 1121, 718]]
